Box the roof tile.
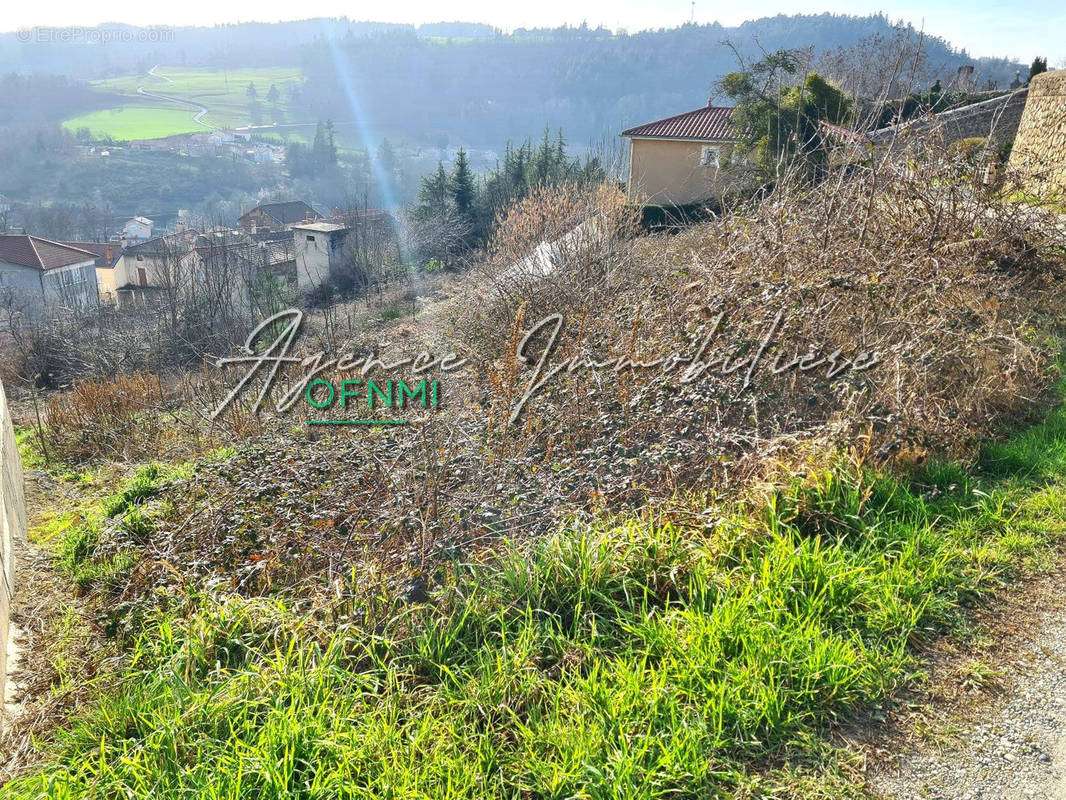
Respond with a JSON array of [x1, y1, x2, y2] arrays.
[[622, 105, 738, 142], [0, 235, 98, 271]]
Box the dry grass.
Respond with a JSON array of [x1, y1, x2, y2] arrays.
[[455, 145, 1066, 497]]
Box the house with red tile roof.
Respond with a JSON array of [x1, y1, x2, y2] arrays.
[[621, 103, 742, 205], [0, 235, 99, 316]]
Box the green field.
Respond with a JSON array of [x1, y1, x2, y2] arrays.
[[63, 66, 306, 141], [63, 105, 206, 140]]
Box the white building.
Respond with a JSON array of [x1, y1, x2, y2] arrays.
[[0, 235, 99, 315], [122, 216, 154, 245], [293, 222, 351, 292]]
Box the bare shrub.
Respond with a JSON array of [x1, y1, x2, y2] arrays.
[[453, 139, 1066, 491], [455, 181, 640, 364], [43, 373, 168, 464]]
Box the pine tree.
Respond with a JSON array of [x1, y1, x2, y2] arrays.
[[416, 162, 451, 218], [377, 138, 397, 174], [1028, 57, 1048, 84], [246, 82, 258, 102], [554, 129, 569, 181], [450, 147, 476, 217], [325, 120, 338, 165], [311, 121, 327, 165], [266, 84, 280, 103], [531, 127, 553, 186]]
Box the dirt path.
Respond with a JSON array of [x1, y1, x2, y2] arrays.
[[137, 65, 213, 129], [864, 568, 1066, 799]]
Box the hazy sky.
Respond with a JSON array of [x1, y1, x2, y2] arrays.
[[7, 0, 1065, 64]]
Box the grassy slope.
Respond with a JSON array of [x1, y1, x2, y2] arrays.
[[62, 66, 305, 139], [61, 106, 205, 140], [5, 388, 1066, 798]]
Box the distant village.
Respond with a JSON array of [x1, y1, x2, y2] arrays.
[[0, 63, 1050, 325], [82, 127, 286, 165], [0, 199, 396, 318]]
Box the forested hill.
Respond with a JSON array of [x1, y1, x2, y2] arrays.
[[0, 14, 1024, 145], [296, 14, 1022, 145]]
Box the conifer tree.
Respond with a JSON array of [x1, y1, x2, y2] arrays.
[[416, 162, 451, 218], [450, 147, 476, 217], [1028, 56, 1048, 84]]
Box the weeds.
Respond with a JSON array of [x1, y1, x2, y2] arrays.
[[51, 462, 188, 594], [7, 382, 1066, 799]]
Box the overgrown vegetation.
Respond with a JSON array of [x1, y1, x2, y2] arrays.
[[4, 77, 1066, 797], [721, 50, 853, 176], [5, 379, 1066, 797], [411, 129, 608, 264]]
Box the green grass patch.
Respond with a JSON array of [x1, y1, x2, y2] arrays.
[[7, 389, 1066, 797], [50, 462, 188, 592], [67, 66, 307, 139], [13, 425, 48, 470], [62, 106, 206, 140]]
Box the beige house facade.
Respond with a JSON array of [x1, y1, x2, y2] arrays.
[[622, 103, 741, 206]]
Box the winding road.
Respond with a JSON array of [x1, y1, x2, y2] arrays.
[[136, 65, 213, 130]]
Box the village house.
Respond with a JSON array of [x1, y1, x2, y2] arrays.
[[293, 211, 398, 293], [238, 200, 320, 233], [61, 241, 121, 302], [122, 216, 154, 245], [621, 103, 742, 205], [111, 230, 202, 307], [0, 235, 99, 315], [112, 227, 292, 308], [248, 231, 297, 284], [293, 222, 350, 291]]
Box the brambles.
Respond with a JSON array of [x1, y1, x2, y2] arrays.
[[454, 138, 1066, 486], [42, 373, 167, 465]]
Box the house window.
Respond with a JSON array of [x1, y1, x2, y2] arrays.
[[306, 235, 316, 242], [700, 146, 720, 168], [136, 254, 144, 261]]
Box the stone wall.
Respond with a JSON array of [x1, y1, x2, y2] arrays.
[[869, 89, 1028, 147], [0, 380, 24, 721], [1009, 71, 1066, 198]]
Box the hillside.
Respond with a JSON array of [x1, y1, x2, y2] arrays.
[[2, 138, 1066, 797], [3, 14, 1027, 147]]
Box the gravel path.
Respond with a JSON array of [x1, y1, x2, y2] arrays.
[[867, 600, 1066, 800]]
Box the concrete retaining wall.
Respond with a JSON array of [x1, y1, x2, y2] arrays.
[[0, 381, 24, 719]]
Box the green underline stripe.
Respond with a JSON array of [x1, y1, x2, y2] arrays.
[[306, 420, 409, 425]]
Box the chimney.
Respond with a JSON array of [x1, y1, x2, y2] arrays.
[[106, 242, 115, 264]]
